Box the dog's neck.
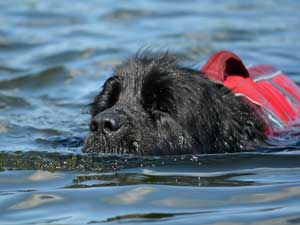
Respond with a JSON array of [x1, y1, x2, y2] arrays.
[[193, 81, 266, 153]]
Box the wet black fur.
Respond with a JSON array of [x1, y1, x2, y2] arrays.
[[83, 52, 266, 155]]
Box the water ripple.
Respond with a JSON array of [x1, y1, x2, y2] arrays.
[[0, 1, 300, 224], [1, 151, 300, 173], [0, 66, 67, 90]]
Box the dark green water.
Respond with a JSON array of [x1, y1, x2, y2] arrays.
[[1, 0, 300, 224]]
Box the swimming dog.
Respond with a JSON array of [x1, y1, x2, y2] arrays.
[[83, 50, 300, 155]]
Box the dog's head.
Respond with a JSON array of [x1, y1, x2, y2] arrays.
[[83, 52, 265, 155]]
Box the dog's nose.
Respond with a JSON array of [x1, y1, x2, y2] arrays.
[[90, 113, 123, 133], [102, 117, 122, 132]]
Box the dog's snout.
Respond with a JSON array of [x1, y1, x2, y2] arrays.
[[90, 112, 124, 133]]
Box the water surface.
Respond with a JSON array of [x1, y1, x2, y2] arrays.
[[0, 0, 300, 224]]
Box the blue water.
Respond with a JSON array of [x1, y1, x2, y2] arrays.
[[0, 0, 300, 224]]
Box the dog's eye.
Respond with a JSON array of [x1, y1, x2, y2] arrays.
[[151, 109, 169, 120], [107, 78, 121, 105], [90, 76, 121, 116]]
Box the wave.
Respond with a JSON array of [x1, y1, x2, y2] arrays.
[[1, 151, 300, 172]]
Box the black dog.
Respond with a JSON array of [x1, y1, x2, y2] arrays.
[[83, 52, 266, 155]]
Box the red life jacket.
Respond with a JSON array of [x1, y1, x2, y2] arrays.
[[201, 50, 300, 135]]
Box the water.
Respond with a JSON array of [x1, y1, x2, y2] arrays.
[[1, 0, 300, 224]]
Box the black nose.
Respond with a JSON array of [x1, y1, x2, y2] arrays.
[[90, 113, 123, 133]]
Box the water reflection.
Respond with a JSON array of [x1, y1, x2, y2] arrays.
[[233, 186, 300, 203], [106, 186, 157, 205], [27, 170, 63, 182], [9, 193, 63, 210]]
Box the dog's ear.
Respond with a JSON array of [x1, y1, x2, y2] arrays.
[[90, 76, 121, 116], [141, 69, 175, 116]]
